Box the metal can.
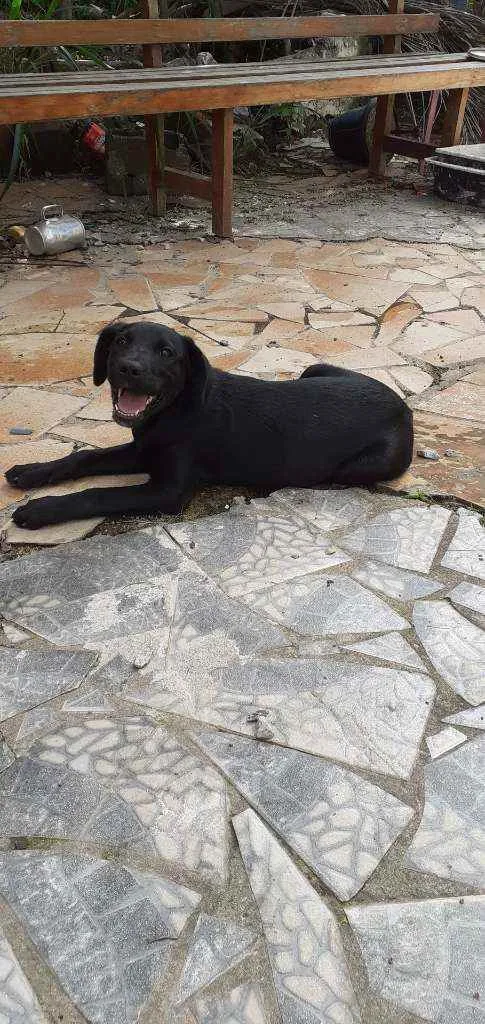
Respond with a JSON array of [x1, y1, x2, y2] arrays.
[[24, 205, 86, 256]]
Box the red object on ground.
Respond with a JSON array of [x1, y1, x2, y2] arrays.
[[82, 121, 106, 155]]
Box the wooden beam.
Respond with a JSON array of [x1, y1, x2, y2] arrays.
[[212, 109, 233, 239], [142, 0, 165, 217], [382, 135, 435, 158], [0, 14, 440, 48], [369, 0, 404, 179], [440, 87, 469, 147], [1, 61, 483, 126], [164, 167, 212, 201]]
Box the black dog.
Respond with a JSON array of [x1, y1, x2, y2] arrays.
[[7, 321, 413, 529]]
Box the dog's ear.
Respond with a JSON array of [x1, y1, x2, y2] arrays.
[[183, 336, 210, 400], [93, 322, 124, 386]]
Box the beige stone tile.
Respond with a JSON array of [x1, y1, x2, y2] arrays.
[[418, 258, 478, 279], [328, 347, 406, 370], [390, 365, 433, 394], [256, 320, 309, 344], [407, 287, 458, 313], [1, 332, 95, 386], [358, 368, 405, 397], [447, 276, 481, 299], [256, 302, 306, 324], [237, 346, 316, 377], [391, 319, 463, 357], [317, 257, 391, 281], [278, 332, 358, 359], [307, 324, 377, 350], [307, 312, 375, 330], [461, 286, 485, 316], [426, 308, 484, 335], [0, 388, 87, 444], [421, 333, 485, 368], [174, 302, 268, 322], [108, 275, 157, 312], [415, 382, 485, 423], [57, 306, 121, 332], [144, 264, 210, 288], [374, 302, 421, 346], [188, 319, 255, 348], [77, 388, 113, 422], [0, 310, 64, 334], [51, 419, 129, 448], [5, 473, 148, 545], [153, 289, 199, 312], [388, 268, 439, 285], [0, 438, 74, 510], [302, 270, 407, 315], [463, 367, 485, 385], [3, 285, 95, 317]]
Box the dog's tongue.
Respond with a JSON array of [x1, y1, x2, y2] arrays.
[[118, 389, 149, 416]]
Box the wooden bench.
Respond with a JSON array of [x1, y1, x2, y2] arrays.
[[1, 9, 484, 238]]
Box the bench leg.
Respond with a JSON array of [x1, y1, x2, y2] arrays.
[[369, 94, 395, 178], [441, 87, 469, 147], [146, 115, 166, 217], [212, 108, 234, 239]]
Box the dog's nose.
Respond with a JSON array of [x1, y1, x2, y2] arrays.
[[119, 359, 142, 378]]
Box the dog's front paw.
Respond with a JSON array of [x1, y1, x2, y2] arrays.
[[12, 498, 60, 530], [6, 462, 55, 490]]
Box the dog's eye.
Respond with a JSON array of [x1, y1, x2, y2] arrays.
[[160, 347, 172, 359]]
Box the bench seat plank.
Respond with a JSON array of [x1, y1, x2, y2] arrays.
[[1, 55, 482, 125]]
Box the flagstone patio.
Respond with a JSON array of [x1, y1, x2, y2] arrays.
[[0, 230, 484, 1024]]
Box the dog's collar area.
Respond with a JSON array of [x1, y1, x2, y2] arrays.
[[112, 387, 157, 425]]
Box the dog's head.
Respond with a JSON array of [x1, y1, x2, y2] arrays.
[[93, 321, 209, 428]]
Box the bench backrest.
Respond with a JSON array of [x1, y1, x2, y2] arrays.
[[0, 15, 440, 49]]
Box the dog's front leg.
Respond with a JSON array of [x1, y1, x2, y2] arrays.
[[6, 443, 138, 491], [12, 480, 192, 530]]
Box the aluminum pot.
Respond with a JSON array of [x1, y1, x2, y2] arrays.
[[24, 205, 86, 256]]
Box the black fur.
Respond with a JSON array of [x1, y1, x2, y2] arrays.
[[7, 321, 413, 529]]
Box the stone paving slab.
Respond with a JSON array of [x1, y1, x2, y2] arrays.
[[176, 913, 255, 1004], [234, 808, 361, 1024], [0, 648, 96, 722], [413, 600, 485, 706], [192, 983, 268, 1024], [0, 928, 48, 1024], [405, 736, 485, 888], [347, 895, 485, 1024]]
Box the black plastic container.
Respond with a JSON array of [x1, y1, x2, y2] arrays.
[[328, 100, 377, 165]]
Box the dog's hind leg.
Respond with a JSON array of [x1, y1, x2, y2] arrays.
[[331, 417, 413, 485], [5, 443, 138, 491]]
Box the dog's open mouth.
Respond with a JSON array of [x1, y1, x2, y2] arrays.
[[112, 387, 157, 423]]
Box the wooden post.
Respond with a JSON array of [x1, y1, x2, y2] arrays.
[[440, 87, 469, 147], [142, 0, 165, 216], [212, 108, 234, 239], [369, 0, 404, 178]]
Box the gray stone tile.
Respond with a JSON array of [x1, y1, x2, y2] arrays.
[[3, 580, 177, 651], [0, 757, 149, 848], [426, 727, 466, 759], [13, 708, 59, 752], [193, 983, 267, 1024], [0, 851, 199, 1024], [128, 661, 435, 779], [0, 649, 96, 723], [166, 508, 350, 598], [177, 913, 255, 1004], [343, 632, 426, 671], [242, 574, 408, 635], [341, 505, 450, 573], [405, 736, 485, 887], [0, 528, 181, 606], [268, 487, 376, 532], [233, 808, 361, 1024], [347, 895, 485, 1024], [146, 569, 287, 682], [441, 510, 485, 581], [351, 560, 443, 601], [413, 600, 485, 706], [449, 582, 485, 617], [193, 728, 413, 900], [28, 719, 228, 883], [0, 928, 48, 1023], [443, 705, 485, 730], [62, 690, 117, 713], [0, 738, 14, 773]]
